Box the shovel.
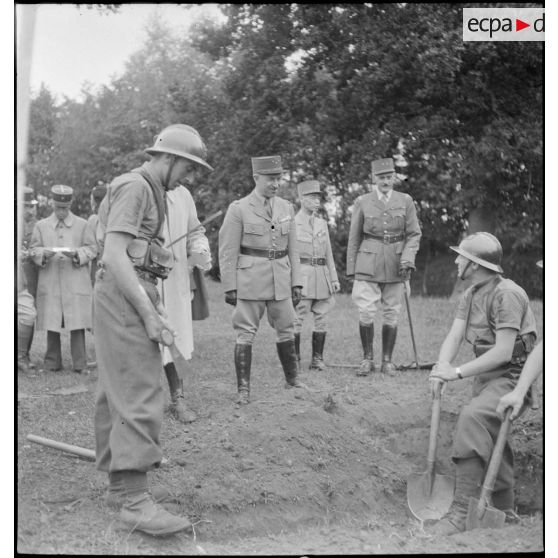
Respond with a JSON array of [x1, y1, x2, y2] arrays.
[[407, 382, 455, 521], [466, 409, 512, 530]]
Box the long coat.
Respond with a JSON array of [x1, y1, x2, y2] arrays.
[[158, 187, 209, 362], [30, 212, 97, 331], [219, 190, 302, 301], [346, 189, 421, 283], [295, 210, 338, 300]]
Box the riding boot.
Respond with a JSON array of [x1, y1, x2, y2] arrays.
[[428, 457, 484, 535], [309, 331, 326, 371], [294, 332, 301, 373], [118, 470, 192, 536], [235, 344, 252, 405], [357, 322, 375, 376], [17, 323, 34, 374], [164, 362, 196, 424], [380, 324, 397, 376], [277, 339, 303, 388]]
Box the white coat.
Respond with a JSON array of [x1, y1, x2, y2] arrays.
[[158, 187, 210, 362]]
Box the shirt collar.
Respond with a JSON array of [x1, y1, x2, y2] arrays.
[[49, 211, 74, 229], [252, 189, 273, 207], [374, 186, 393, 201]]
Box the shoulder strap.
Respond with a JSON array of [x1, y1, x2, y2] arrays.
[[135, 169, 166, 240]]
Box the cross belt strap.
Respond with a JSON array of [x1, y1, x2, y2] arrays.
[[240, 246, 288, 259], [363, 233, 405, 244], [300, 257, 326, 266]]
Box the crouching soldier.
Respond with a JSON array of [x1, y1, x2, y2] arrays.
[[293, 180, 340, 371], [219, 155, 304, 405], [428, 233, 537, 535]]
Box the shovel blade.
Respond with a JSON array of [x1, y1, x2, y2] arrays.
[[466, 497, 506, 531], [407, 471, 455, 521]]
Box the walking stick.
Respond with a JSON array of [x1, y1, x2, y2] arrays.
[[404, 281, 421, 368]]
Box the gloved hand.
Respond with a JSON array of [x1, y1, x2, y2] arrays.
[[292, 286, 302, 307], [399, 260, 414, 281], [225, 290, 237, 307]]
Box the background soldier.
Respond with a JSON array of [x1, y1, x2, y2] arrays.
[[159, 181, 211, 424], [94, 124, 212, 536], [346, 157, 421, 376], [428, 232, 537, 535], [18, 187, 39, 372], [293, 179, 340, 371], [219, 155, 303, 405], [29, 185, 97, 373], [87, 182, 107, 285]]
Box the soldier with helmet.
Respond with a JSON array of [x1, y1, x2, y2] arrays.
[[428, 232, 537, 535], [219, 155, 304, 406], [29, 185, 97, 373], [94, 124, 212, 536], [346, 157, 421, 376], [293, 179, 340, 371]]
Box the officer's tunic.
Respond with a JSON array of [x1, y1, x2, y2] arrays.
[[22, 217, 39, 298], [94, 164, 166, 473], [219, 190, 302, 344], [30, 212, 97, 332], [346, 188, 421, 324], [294, 210, 338, 332], [158, 186, 209, 362], [452, 275, 537, 494]]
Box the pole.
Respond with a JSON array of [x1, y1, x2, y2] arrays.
[[26, 434, 96, 461], [404, 280, 421, 369]]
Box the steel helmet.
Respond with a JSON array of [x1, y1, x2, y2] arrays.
[[145, 124, 213, 170], [450, 232, 503, 274]]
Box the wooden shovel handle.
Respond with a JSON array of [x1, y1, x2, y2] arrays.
[[426, 381, 443, 474], [479, 409, 513, 501]]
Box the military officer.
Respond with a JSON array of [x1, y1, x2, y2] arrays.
[[29, 185, 97, 373], [293, 179, 340, 371], [18, 187, 39, 372], [219, 155, 304, 405], [346, 157, 421, 376], [428, 233, 537, 535], [94, 124, 212, 536]]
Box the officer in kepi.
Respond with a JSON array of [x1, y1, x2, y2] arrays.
[[293, 179, 340, 371], [428, 233, 537, 535], [219, 155, 304, 405], [346, 157, 421, 376]]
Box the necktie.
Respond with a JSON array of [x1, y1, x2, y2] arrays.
[[382, 194, 389, 205], [264, 199, 272, 218]]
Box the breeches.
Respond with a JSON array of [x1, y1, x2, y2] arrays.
[[351, 280, 404, 325], [232, 298, 296, 344], [93, 271, 164, 473], [452, 374, 524, 492], [294, 297, 335, 332], [18, 289, 36, 326]]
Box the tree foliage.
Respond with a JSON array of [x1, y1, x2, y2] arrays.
[[26, 4, 543, 297]]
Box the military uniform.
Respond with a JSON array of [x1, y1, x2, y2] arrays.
[[346, 157, 421, 375], [219, 155, 303, 403], [30, 185, 97, 372], [451, 275, 537, 502], [293, 180, 338, 370]]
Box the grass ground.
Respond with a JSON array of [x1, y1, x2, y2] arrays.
[[17, 278, 543, 554]]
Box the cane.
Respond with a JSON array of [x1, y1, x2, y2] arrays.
[[404, 280, 421, 370]]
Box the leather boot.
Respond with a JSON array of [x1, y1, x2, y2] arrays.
[[17, 323, 34, 374], [164, 363, 196, 423], [357, 323, 375, 376], [309, 331, 326, 371], [105, 472, 176, 510], [118, 470, 192, 536], [277, 339, 303, 388], [235, 344, 252, 405], [380, 324, 397, 376], [294, 332, 301, 373], [428, 457, 484, 535]]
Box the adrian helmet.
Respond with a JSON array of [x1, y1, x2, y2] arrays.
[[450, 232, 503, 274], [145, 124, 213, 170]]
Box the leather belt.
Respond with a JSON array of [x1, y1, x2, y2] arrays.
[[300, 257, 326, 266], [363, 233, 405, 244], [240, 246, 288, 259]]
